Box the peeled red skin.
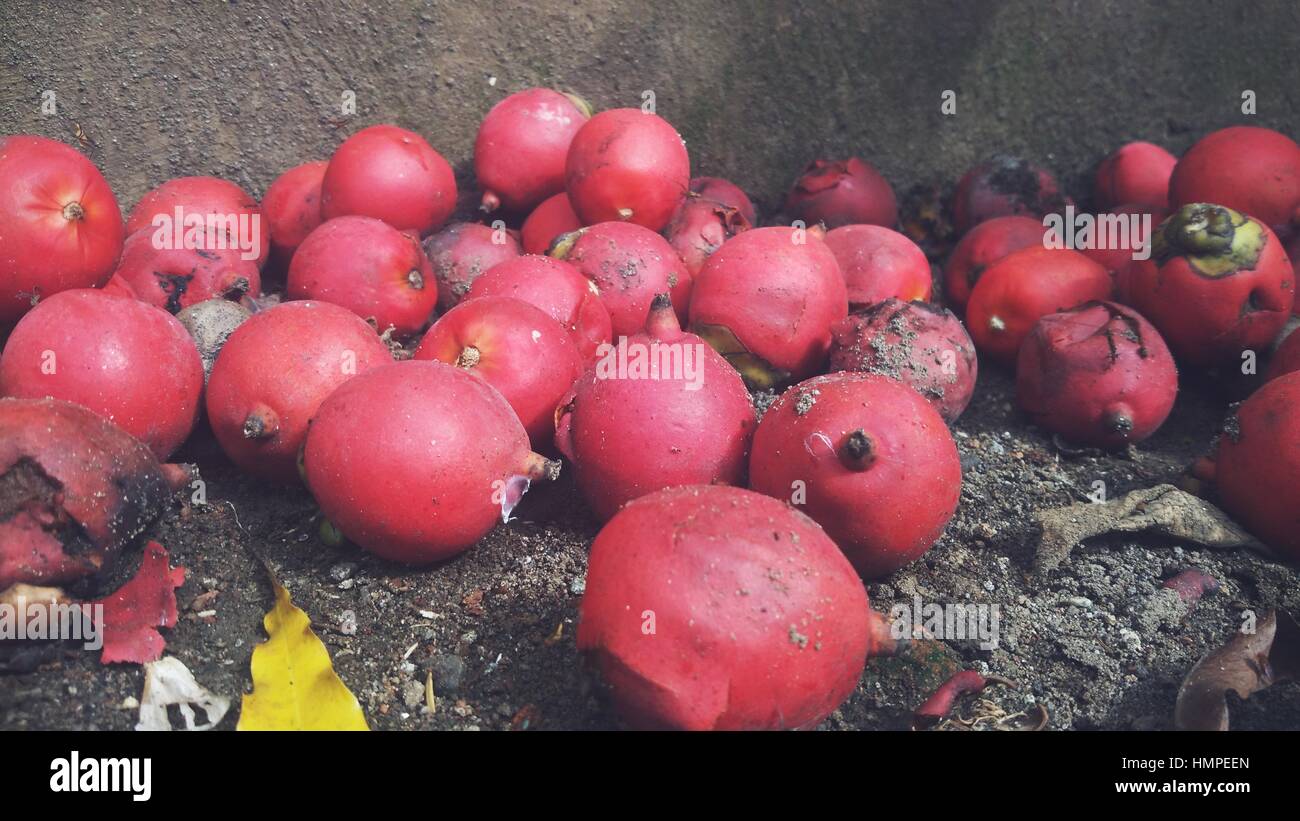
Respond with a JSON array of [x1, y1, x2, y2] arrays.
[[1264, 328, 1300, 384], [1094, 142, 1176, 212], [663, 196, 751, 277], [0, 289, 203, 459], [749, 372, 961, 578], [785, 157, 897, 229], [689, 176, 757, 224], [205, 301, 392, 483], [0, 136, 125, 326], [474, 88, 589, 214], [0, 398, 185, 589], [1169, 126, 1300, 240], [287, 215, 437, 336], [303, 360, 553, 563], [824, 224, 932, 309], [262, 161, 327, 265], [943, 216, 1044, 312], [951, 155, 1070, 235], [423, 221, 522, 312], [554, 300, 756, 521], [126, 175, 269, 270], [466, 255, 612, 361], [565, 108, 690, 232], [1214, 371, 1300, 561], [552, 221, 691, 336], [828, 299, 978, 423], [966, 246, 1113, 364], [414, 296, 583, 449], [107, 229, 261, 314], [1016, 301, 1177, 449], [577, 484, 870, 730], [1079, 203, 1167, 279], [689, 226, 848, 389], [321, 124, 457, 236], [521, 192, 582, 255]]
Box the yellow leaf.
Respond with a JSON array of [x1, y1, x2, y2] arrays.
[[237, 574, 368, 731]]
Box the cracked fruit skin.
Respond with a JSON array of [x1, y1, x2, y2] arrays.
[[262, 160, 327, 266], [126, 175, 269, 270], [287, 215, 437, 337], [1093, 141, 1176, 212], [824, 224, 932, 309], [475, 88, 590, 214], [520, 192, 582, 255], [748, 371, 961, 578], [206, 300, 391, 483], [951, 155, 1070, 235], [664, 195, 752, 277], [303, 360, 558, 564], [577, 484, 870, 730], [0, 135, 125, 326], [415, 295, 583, 449], [107, 229, 260, 314], [564, 108, 690, 232], [0, 289, 202, 459], [1169, 126, 1300, 240], [1016, 301, 1177, 449], [1214, 370, 1300, 562], [1118, 203, 1295, 368], [423, 221, 522, 312], [785, 157, 897, 229], [943, 215, 1043, 312], [321, 124, 457, 235], [688, 176, 757, 224], [688, 226, 848, 389]]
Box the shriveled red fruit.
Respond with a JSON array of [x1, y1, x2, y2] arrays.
[[520, 192, 582, 254], [126, 175, 268, 270], [466, 255, 612, 361], [1169, 126, 1300, 239], [0, 398, 188, 589], [966, 246, 1112, 363], [943, 215, 1043, 311], [287, 216, 436, 336], [321, 124, 457, 235], [415, 296, 583, 448], [1093, 141, 1177, 212], [303, 360, 560, 563], [554, 296, 756, 520], [1264, 328, 1300, 384], [1120, 204, 1295, 368], [577, 484, 870, 730], [1079, 203, 1167, 279], [824, 224, 932, 309], [205, 301, 391, 482], [1016, 301, 1177, 449], [0, 136, 124, 326], [261, 161, 327, 266], [551, 221, 691, 336], [748, 372, 961, 578], [829, 299, 978, 423], [565, 108, 689, 232], [0, 289, 202, 459], [423, 221, 522, 311], [1213, 370, 1300, 561], [475, 88, 590, 214], [688, 176, 757, 224], [689, 226, 848, 389], [107, 229, 261, 314], [951, 155, 1070, 235], [663, 195, 751, 277], [785, 157, 897, 229]]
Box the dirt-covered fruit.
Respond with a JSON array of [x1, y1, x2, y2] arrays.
[[785, 157, 897, 229], [951, 155, 1070, 235], [824, 224, 932, 309], [475, 88, 590, 214], [321, 124, 457, 235], [943, 216, 1043, 311], [1094, 141, 1177, 212], [262, 161, 327, 266], [176, 298, 251, 382], [423, 221, 522, 311], [107, 229, 260, 313], [520, 193, 583, 254], [1169, 126, 1300, 240], [466, 255, 612, 361], [565, 108, 689, 231], [126, 175, 268, 269]]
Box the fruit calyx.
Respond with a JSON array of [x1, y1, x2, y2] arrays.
[[479, 191, 502, 213], [838, 429, 876, 471], [242, 404, 280, 440], [1154, 203, 1265, 277], [62, 201, 86, 221], [406, 268, 426, 289], [456, 345, 482, 369]]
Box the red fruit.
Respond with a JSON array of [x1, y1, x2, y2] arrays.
[[565, 108, 690, 232], [688, 176, 757, 224], [287, 216, 436, 336], [126, 175, 268, 270], [466, 255, 612, 361], [1016, 301, 1177, 449], [0, 289, 203, 459], [690, 226, 849, 389], [824, 224, 932, 309], [423, 221, 522, 311], [262, 161, 327, 266], [554, 296, 756, 520], [475, 88, 590, 214], [551, 221, 691, 336], [785, 157, 897, 229], [1120, 204, 1295, 368], [1264, 328, 1300, 384], [0, 136, 124, 326], [951, 155, 1070, 234], [1169, 126, 1300, 239], [966, 246, 1113, 363], [0, 398, 188, 589], [1213, 371, 1300, 561], [943, 215, 1043, 311], [748, 371, 961, 578], [1093, 141, 1177, 212], [320, 124, 457, 235], [107, 229, 261, 314], [520, 192, 583, 255], [829, 299, 978, 423], [205, 301, 391, 482], [577, 484, 870, 730], [415, 296, 583, 448], [303, 360, 560, 563], [1079, 203, 1167, 279], [663, 195, 752, 277]]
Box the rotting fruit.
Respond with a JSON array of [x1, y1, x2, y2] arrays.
[[107, 229, 261, 314], [785, 157, 897, 229], [423, 221, 522, 312], [663, 195, 752, 277], [951, 155, 1070, 235], [126, 175, 269, 270]]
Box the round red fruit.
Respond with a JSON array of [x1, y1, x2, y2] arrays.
[[321, 124, 457, 235], [688, 176, 757, 224], [1079, 203, 1167, 279], [107, 229, 260, 313], [1093, 141, 1177, 212], [951, 155, 1070, 234], [520, 192, 582, 255], [126, 175, 268, 270], [565, 108, 689, 232], [423, 221, 522, 311], [466, 255, 612, 361], [475, 88, 590, 214], [785, 157, 897, 229], [943, 215, 1043, 312], [1169, 126, 1300, 240], [262, 161, 327, 265], [824, 224, 932, 309], [663, 195, 751, 277]]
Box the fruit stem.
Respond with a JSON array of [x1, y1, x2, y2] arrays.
[[407, 269, 425, 290], [62, 201, 85, 221], [243, 405, 280, 440], [839, 429, 875, 471], [455, 345, 481, 369], [617, 207, 634, 221], [644, 293, 681, 339], [520, 451, 562, 483], [1169, 203, 1234, 255], [479, 191, 501, 214]]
